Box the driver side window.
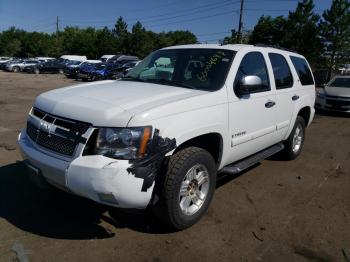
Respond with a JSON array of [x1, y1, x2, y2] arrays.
[[234, 52, 270, 93]]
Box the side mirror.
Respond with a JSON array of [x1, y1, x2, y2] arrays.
[[235, 75, 262, 97]]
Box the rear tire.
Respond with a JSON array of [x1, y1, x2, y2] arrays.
[[153, 147, 217, 230], [34, 68, 40, 74], [281, 116, 306, 160], [13, 66, 20, 72], [58, 69, 64, 74]]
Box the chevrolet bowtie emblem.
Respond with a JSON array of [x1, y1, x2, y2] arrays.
[[40, 121, 53, 135]]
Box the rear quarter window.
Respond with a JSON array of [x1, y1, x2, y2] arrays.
[[290, 56, 314, 85]]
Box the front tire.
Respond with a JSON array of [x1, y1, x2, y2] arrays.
[[282, 116, 306, 160], [12, 66, 20, 72], [154, 147, 217, 230]]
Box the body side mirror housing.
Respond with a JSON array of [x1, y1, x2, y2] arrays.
[[235, 75, 262, 97]]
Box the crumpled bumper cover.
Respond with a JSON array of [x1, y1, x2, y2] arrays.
[[18, 131, 154, 209]]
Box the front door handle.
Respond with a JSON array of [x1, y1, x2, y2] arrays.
[[292, 95, 300, 101], [265, 100, 276, 108]]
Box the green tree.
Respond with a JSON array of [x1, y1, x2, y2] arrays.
[[248, 16, 287, 46], [166, 30, 197, 45], [223, 29, 250, 44], [284, 0, 322, 67], [320, 0, 350, 77], [96, 27, 117, 57], [113, 16, 129, 53], [0, 16, 198, 59], [60, 27, 98, 58], [0, 27, 26, 56], [129, 22, 156, 57], [3, 39, 22, 56]]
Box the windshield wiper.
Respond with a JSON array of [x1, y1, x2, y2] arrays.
[[147, 79, 197, 90], [120, 76, 145, 82]]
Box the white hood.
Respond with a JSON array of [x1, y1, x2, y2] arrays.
[[34, 80, 206, 126]]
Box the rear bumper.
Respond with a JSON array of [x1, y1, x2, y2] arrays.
[[18, 131, 154, 209]]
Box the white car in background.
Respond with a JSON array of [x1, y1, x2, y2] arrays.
[[100, 55, 116, 62], [0, 56, 12, 64], [35, 57, 55, 63], [316, 76, 350, 113], [339, 64, 350, 75], [59, 55, 87, 62]]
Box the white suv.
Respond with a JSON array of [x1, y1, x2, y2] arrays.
[[18, 44, 315, 229]]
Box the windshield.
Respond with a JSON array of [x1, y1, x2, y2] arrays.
[[95, 63, 106, 69], [67, 60, 81, 65], [125, 48, 235, 91], [329, 77, 350, 88]]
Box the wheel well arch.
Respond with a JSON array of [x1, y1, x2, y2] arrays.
[[297, 106, 311, 126], [174, 133, 223, 167]]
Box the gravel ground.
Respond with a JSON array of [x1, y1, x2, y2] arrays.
[[0, 71, 349, 262]]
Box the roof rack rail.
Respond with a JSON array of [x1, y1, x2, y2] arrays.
[[254, 43, 295, 53]]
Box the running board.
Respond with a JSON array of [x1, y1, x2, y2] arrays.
[[219, 143, 284, 175]]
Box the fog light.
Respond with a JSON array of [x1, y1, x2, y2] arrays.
[[97, 192, 119, 205]]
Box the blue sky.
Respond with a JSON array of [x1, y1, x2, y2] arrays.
[[0, 0, 332, 43]]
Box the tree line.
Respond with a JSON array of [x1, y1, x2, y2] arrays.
[[224, 0, 350, 74], [0, 0, 349, 74], [0, 16, 197, 59]]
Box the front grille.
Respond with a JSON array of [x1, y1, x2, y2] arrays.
[[326, 99, 350, 107], [27, 108, 91, 157], [26, 121, 38, 141], [326, 94, 350, 100], [27, 121, 77, 156]]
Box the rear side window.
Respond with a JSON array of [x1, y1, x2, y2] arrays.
[[290, 56, 314, 85], [234, 52, 270, 93], [269, 53, 293, 89]]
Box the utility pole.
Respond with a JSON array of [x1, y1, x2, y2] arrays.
[[237, 0, 244, 43], [56, 16, 59, 36], [56, 16, 59, 55]]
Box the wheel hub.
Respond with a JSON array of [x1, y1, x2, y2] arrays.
[[292, 124, 303, 153], [179, 164, 210, 216]]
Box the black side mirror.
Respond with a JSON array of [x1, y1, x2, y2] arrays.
[[235, 75, 262, 97]]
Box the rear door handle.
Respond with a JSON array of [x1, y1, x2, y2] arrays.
[[265, 100, 276, 108], [292, 95, 300, 101]]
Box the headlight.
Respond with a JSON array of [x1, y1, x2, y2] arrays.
[[93, 126, 152, 160], [316, 89, 325, 99]]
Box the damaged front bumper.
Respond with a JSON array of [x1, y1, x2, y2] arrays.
[[18, 131, 154, 209]]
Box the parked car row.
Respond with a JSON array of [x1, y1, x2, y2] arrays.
[[0, 54, 141, 81]]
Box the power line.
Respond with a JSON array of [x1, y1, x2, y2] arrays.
[[62, 0, 238, 25], [196, 31, 232, 37], [200, 38, 223, 43], [142, 2, 236, 25], [145, 10, 236, 28], [59, 0, 203, 19]]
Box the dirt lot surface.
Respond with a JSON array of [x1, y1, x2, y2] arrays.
[[0, 71, 349, 262]]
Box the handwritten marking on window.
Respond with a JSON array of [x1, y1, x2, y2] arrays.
[[196, 51, 226, 82]]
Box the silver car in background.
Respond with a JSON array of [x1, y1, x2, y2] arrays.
[[5, 59, 41, 72], [316, 76, 350, 113]]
